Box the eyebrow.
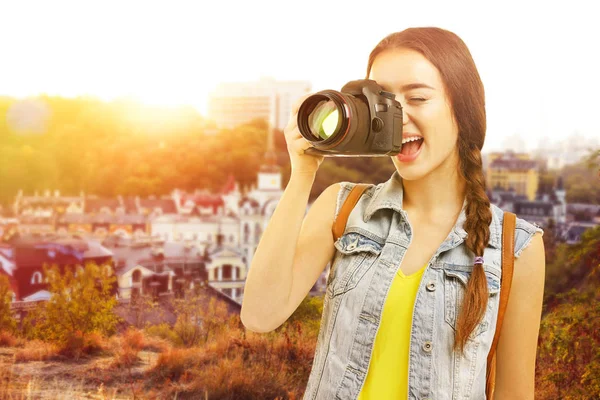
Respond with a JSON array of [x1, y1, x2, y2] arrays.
[[373, 80, 437, 93], [398, 83, 436, 91]]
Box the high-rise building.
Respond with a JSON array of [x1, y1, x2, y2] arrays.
[[208, 77, 311, 130]]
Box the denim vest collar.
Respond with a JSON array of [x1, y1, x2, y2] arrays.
[[363, 170, 502, 249]]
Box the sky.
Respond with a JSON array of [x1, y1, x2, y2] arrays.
[[1, 0, 598, 153]]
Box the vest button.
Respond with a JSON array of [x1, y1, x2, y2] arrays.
[[347, 243, 357, 250], [422, 341, 432, 352], [426, 281, 436, 291]]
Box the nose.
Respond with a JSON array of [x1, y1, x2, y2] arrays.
[[401, 103, 410, 126]]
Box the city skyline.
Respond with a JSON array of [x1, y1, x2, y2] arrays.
[[1, 0, 598, 153]]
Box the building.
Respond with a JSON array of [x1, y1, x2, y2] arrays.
[[533, 133, 600, 170], [4, 103, 288, 304], [562, 223, 598, 244], [486, 150, 540, 201], [148, 122, 285, 303], [101, 234, 203, 301], [1, 233, 115, 325], [509, 175, 567, 227], [208, 76, 311, 130]]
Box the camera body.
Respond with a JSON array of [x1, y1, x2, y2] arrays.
[[297, 79, 404, 157]]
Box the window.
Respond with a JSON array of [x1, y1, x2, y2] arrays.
[[132, 269, 142, 283], [255, 223, 262, 241], [31, 271, 43, 285], [222, 264, 232, 280], [243, 224, 250, 244]]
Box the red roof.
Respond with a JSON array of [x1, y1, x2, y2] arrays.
[[180, 192, 224, 207], [220, 173, 237, 195]]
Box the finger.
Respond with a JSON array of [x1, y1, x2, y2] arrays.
[[284, 118, 301, 140], [291, 93, 312, 115], [284, 113, 298, 133], [292, 136, 313, 151]]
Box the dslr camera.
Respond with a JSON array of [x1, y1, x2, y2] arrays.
[[297, 79, 404, 157]]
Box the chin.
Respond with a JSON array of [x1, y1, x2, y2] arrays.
[[392, 161, 432, 181]]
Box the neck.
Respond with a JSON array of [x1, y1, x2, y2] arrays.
[[400, 149, 467, 224]]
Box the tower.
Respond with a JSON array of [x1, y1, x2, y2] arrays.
[[257, 93, 282, 191], [555, 176, 567, 224]]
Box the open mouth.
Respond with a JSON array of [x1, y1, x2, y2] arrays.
[[400, 137, 424, 156]]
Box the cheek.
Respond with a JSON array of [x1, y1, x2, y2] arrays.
[[418, 103, 457, 141]]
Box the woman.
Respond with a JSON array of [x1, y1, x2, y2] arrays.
[[241, 27, 545, 400]]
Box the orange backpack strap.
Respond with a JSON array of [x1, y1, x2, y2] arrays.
[[327, 183, 371, 279], [331, 183, 371, 241], [486, 211, 516, 399]]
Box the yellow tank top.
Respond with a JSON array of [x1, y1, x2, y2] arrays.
[[357, 262, 428, 400]]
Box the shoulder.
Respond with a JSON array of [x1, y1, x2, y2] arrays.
[[490, 204, 544, 259], [333, 181, 379, 220]]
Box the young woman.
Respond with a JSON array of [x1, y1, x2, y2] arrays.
[[241, 27, 545, 400]]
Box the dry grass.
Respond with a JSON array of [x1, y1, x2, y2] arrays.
[[145, 322, 315, 399], [14, 340, 61, 362], [0, 304, 323, 399], [107, 328, 146, 370]]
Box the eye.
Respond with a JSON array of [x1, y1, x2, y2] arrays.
[[410, 97, 427, 102]]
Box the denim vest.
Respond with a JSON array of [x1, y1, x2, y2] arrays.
[[302, 171, 543, 400]]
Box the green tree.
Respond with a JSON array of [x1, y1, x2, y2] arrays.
[[538, 286, 600, 399], [25, 261, 121, 343], [0, 274, 17, 334], [563, 149, 600, 204], [281, 294, 324, 338], [537, 225, 600, 398]]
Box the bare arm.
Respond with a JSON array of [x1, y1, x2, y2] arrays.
[[493, 232, 545, 399], [240, 174, 339, 333]]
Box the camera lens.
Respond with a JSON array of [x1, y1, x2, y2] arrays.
[[298, 94, 345, 142], [296, 85, 371, 154], [308, 99, 339, 140]]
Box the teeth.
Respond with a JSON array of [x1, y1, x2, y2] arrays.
[[402, 137, 423, 144]]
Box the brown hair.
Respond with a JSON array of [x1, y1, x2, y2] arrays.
[[365, 27, 492, 356]]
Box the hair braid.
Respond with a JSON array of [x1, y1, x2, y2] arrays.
[[454, 141, 493, 355]]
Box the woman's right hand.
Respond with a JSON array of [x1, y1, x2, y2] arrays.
[[283, 93, 325, 176]]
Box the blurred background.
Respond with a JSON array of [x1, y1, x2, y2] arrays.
[[0, 1, 599, 399]]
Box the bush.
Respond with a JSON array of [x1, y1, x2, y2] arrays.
[[57, 330, 107, 360], [123, 327, 145, 352], [145, 323, 183, 347], [14, 339, 59, 362], [0, 330, 17, 347]]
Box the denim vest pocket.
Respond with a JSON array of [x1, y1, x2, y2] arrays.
[[443, 265, 501, 340], [328, 232, 383, 297]]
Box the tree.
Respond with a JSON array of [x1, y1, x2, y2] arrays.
[[536, 224, 600, 398], [280, 294, 324, 338], [0, 275, 17, 334], [563, 149, 600, 204], [170, 286, 231, 347], [128, 291, 165, 329], [25, 261, 122, 343]]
